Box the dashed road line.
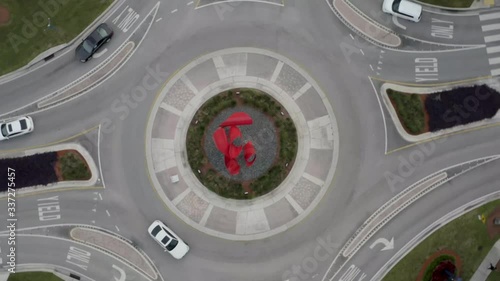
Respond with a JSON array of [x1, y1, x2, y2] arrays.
[[115, 225, 120, 232], [106, 210, 111, 217], [155, 17, 162, 22], [187, 1, 194, 5], [98, 193, 103, 200], [171, 9, 178, 13]]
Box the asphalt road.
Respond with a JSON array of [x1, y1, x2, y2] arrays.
[[0, 0, 499, 281]]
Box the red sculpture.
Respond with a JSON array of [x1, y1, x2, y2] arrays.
[[213, 112, 256, 175]]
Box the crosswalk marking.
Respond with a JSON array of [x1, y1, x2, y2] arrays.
[[487, 46, 500, 54], [489, 57, 500, 64], [491, 69, 500, 76], [480, 12, 500, 21], [482, 23, 500, 32], [485, 34, 500, 43]]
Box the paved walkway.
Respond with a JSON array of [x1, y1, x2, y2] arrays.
[[329, 0, 401, 48], [145, 47, 339, 240], [470, 239, 500, 281]]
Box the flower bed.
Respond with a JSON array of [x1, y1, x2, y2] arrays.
[[387, 84, 500, 135], [0, 150, 91, 191]]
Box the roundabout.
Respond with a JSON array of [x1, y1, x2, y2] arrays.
[[145, 47, 339, 240]]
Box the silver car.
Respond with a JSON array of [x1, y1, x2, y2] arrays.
[[0, 116, 34, 141]]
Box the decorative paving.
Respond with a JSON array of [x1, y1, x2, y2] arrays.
[[145, 48, 339, 240]]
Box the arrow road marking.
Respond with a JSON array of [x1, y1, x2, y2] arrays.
[[112, 264, 126, 281], [369, 237, 394, 251], [392, 15, 407, 30]]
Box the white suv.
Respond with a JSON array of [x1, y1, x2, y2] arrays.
[[148, 220, 190, 259], [0, 116, 34, 141], [382, 0, 422, 22]]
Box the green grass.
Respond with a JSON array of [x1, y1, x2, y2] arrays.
[[186, 88, 298, 199], [417, 0, 474, 8], [382, 200, 500, 281], [8, 272, 63, 281], [60, 152, 91, 181], [0, 0, 113, 76], [387, 89, 426, 135], [486, 271, 500, 281]]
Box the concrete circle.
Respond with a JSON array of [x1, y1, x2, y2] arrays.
[[146, 47, 339, 240]]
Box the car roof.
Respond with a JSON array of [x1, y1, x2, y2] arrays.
[[7, 118, 27, 133]]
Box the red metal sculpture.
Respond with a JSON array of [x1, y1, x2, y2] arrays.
[[213, 112, 256, 175]]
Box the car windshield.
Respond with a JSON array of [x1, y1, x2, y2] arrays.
[[392, 0, 401, 11], [0, 124, 7, 137], [161, 236, 170, 245], [166, 239, 178, 251], [97, 27, 108, 38], [151, 225, 161, 236], [82, 40, 94, 53], [19, 119, 27, 130]]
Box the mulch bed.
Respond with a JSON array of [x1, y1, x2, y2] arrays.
[[416, 249, 462, 281], [0, 5, 10, 26], [486, 206, 500, 239]]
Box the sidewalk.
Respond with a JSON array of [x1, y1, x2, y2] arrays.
[[470, 239, 500, 281], [328, 0, 401, 48]]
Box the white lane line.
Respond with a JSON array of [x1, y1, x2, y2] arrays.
[[98, 193, 103, 200], [489, 57, 500, 65], [487, 46, 500, 54], [491, 68, 500, 76], [485, 34, 500, 43], [187, 1, 194, 5], [93, 48, 108, 58], [482, 23, 500, 32], [349, 34, 354, 40], [369, 65, 374, 71], [106, 210, 111, 217], [115, 225, 120, 232], [392, 15, 407, 30], [360, 49, 365, 56], [155, 17, 162, 22], [171, 9, 178, 13], [480, 12, 500, 21]]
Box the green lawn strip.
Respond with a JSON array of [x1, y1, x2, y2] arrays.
[[8, 272, 63, 281], [382, 200, 500, 281], [0, 0, 113, 76], [417, 0, 474, 8], [486, 270, 500, 281], [387, 89, 426, 135], [60, 151, 91, 181]]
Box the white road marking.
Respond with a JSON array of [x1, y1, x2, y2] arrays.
[[482, 23, 500, 32], [349, 33, 354, 40], [66, 246, 91, 271], [38, 196, 61, 221], [92, 209, 96, 212], [112, 5, 129, 24], [489, 57, 500, 65], [270, 61, 284, 82], [91, 220, 96, 224], [392, 15, 407, 30], [155, 17, 162, 22], [106, 210, 111, 217], [369, 65, 374, 71], [485, 34, 500, 43], [187, 1, 194, 5], [112, 265, 127, 281], [98, 193, 103, 200], [171, 9, 178, 13], [487, 46, 500, 54], [93, 48, 108, 59], [115, 225, 120, 232], [359, 49, 364, 56], [491, 68, 500, 76], [480, 12, 500, 21]]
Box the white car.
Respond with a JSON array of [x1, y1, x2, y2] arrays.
[[382, 0, 422, 22], [148, 220, 190, 259], [0, 116, 34, 141]]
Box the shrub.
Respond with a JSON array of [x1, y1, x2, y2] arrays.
[[387, 89, 425, 135], [0, 152, 58, 190], [60, 152, 91, 181], [423, 255, 456, 281]]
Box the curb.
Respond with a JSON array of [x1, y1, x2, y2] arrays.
[[0, 0, 122, 85], [415, 0, 491, 11]]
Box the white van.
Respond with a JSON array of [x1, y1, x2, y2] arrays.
[[382, 0, 422, 23]]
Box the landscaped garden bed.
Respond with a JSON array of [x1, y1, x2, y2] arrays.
[[186, 88, 298, 200], [387, 84, 500, 135], [382, 200, 500, 281], [8, 272, 62, 281], [0, 150, 91, 191]]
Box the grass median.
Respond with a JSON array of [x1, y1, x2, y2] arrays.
[[382, 200, 500, 281], [0, 0, 113, 76], [8, 272, 62, 281]]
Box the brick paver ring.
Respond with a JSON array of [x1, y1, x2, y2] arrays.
[[145, 48, 340, 240]]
